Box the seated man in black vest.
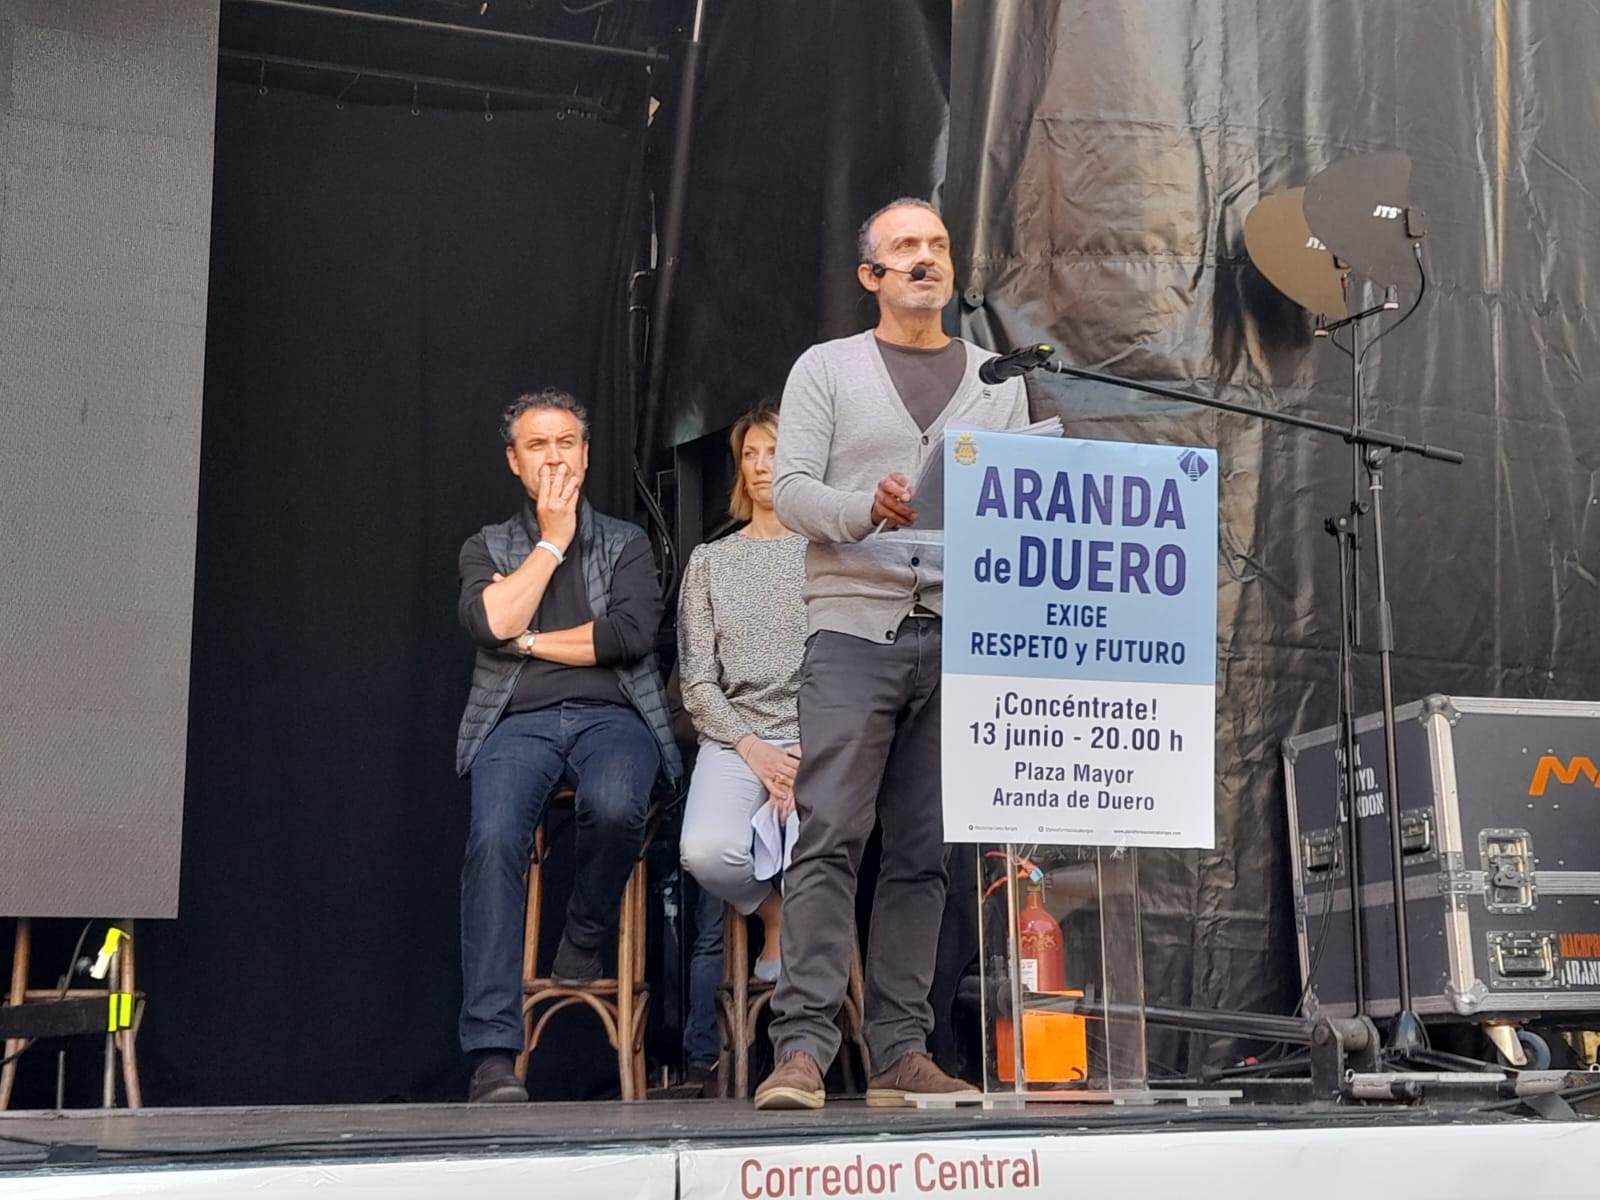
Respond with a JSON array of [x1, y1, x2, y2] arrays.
[[454, 388, 682, 1103]]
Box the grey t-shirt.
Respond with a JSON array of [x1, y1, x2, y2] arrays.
[[874, 336, 967, 431]]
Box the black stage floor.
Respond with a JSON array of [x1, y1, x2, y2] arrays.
[[0, 1096, 1565, 1171]]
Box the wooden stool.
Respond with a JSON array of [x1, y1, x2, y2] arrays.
[[514, 792, 656, 1101], [1, 919, 143, 1110], [715, 903, 871, 1098]]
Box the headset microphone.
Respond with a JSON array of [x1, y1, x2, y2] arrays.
[[869, 263, 929, 281]]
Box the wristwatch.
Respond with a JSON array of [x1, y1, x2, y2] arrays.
[[515, 630, 538, 655]]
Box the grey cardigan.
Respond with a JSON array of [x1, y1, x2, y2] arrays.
[[772, 331, 1029, 642]]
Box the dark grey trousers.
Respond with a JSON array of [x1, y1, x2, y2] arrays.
[[768, 618, 946, 1071]]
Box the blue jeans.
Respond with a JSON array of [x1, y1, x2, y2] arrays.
[[459, 703, 660, 1055], [684, 877, 724, 1067]]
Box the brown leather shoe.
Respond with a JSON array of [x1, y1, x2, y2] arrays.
[[753, 1051, 826, 1110], [865, 1052, 979, 1108]]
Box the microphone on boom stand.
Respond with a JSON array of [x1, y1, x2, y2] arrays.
[[970, 154, 1460, 1089], [975, 342, 1460, 463], [978, 343, 1056, 385]]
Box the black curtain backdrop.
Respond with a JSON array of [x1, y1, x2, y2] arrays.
[[946, 0, 1600, 1070], [654, 0, 953, 453], [133, 82, 644, 1104]]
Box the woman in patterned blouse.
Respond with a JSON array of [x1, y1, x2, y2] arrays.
[[678, 406, 809, 1072]]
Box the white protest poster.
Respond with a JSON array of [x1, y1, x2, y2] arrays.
[[940, 431, 1217, 847]]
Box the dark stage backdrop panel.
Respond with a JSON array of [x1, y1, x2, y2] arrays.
[[947, 0, 1600, 1069], [131, 83, 645, 1104], [654, 0, 953, 452], [0, 0, 218, 917]]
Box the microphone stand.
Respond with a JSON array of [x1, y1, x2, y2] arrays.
[[1032, 359, 1461, 466], [1028, 354, 1459, 1061], [1317, 297, 1393, 1027], [1314, 297, 1427, 1054]]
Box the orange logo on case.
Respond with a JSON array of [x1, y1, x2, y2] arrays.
[[1528, 755, 1600, 796]]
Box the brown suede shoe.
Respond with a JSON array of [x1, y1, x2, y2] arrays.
[[753, 1051, 826, 1110], [865, 1052, 980, 1108]]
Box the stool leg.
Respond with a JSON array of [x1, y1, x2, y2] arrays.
[[517, 833, 547, 1082], [525, 832, 546, 980], [1, 919, 31, 1111], [616, 858, 653, 1102], [633, 865, 649, 1099], [617, 864, 637, 1100], [632, 994, 649, 1099], [729, 908, 751, 1098]]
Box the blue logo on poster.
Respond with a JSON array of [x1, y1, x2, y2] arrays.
[[1177, 449, 1209, 481]]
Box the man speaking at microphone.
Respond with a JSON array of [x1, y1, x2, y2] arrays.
[[756, 198, 1029, 1109]]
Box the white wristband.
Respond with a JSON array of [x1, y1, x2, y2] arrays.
[[536, 539, 566, 565]]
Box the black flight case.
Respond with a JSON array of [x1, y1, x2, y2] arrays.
[[1283, 695, 1600, 1022]]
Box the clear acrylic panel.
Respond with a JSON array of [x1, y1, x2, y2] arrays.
[[977, 843, 1147, 1099]]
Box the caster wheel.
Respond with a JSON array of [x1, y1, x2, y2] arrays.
[[1498, 1029, 1550, 1070]]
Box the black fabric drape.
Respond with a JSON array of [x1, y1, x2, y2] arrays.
[[136, 82, 644, 1104], [948, 1, 1600, 1070], [651, 0, 953, 451]]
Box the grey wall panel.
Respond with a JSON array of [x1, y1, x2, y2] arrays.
[[0, 0, 217, 917]]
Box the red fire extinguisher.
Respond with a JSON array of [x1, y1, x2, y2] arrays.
[[1018, 879, 1067, 993], [991, 859, 1087, 1084]]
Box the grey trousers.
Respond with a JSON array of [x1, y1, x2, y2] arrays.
[[768, 618, 945, 1071], [679, 741, 792, 915]]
